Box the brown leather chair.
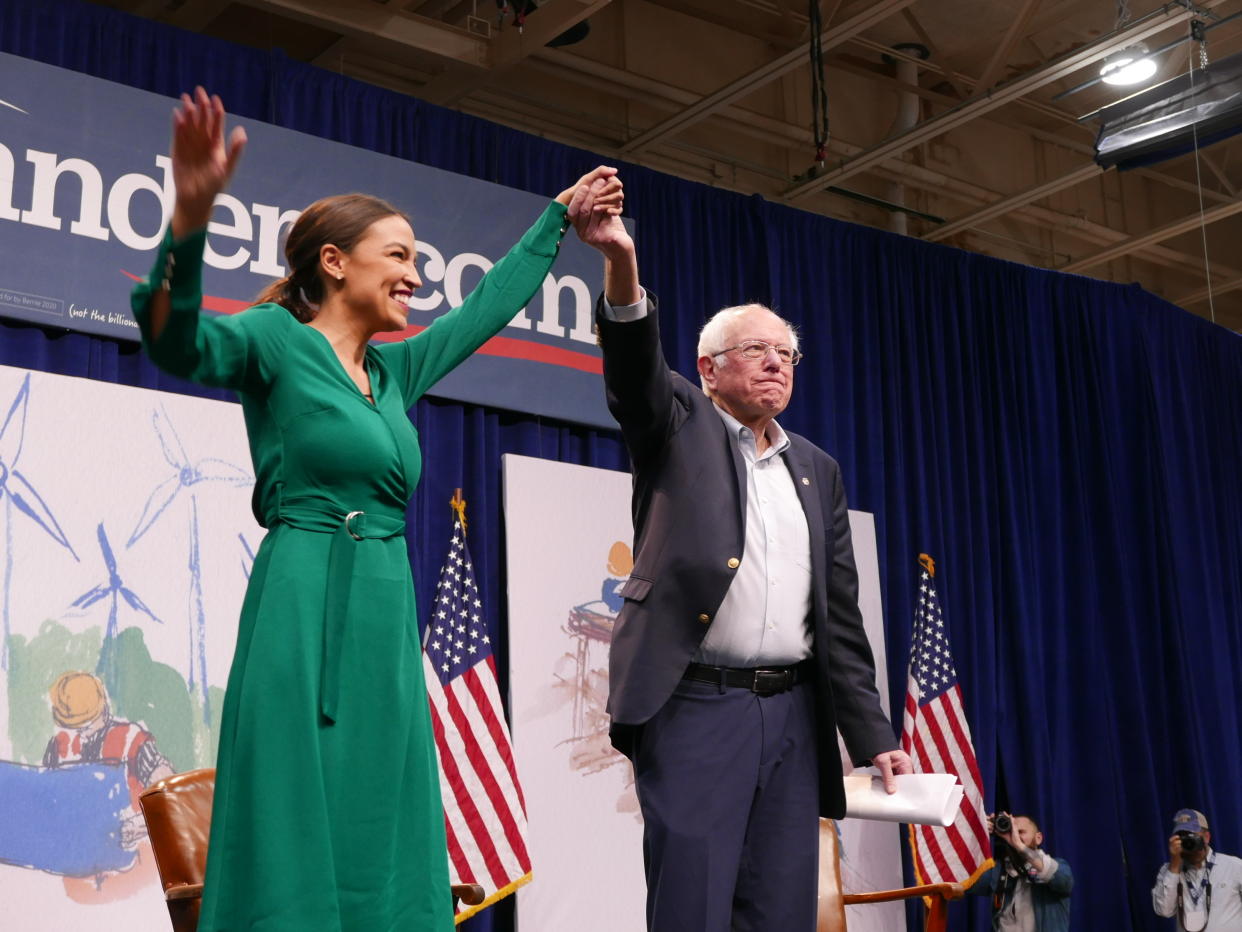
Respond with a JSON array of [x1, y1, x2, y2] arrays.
[[818, 818, 964, 932], [138, 767, 485, 932], [138, 768, 215, 932]]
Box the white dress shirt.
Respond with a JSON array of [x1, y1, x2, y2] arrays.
[[694, 405, 812, 666], [601, 290, 813, 667]]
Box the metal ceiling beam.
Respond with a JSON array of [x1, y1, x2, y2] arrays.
[[784, 0, 1227, 201], [972, 0, 1044, 93], [924, 163, 1103, 242], [247, 0, 488, 65], [861, 160, 1242, 285], [617, 0, 917, 154], [1059, 197, 1242, 273], [418, 0, 613, 105], [1176, 274, 1242, 306]]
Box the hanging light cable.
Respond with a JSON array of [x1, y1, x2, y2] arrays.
[[1186, 18, 1217, 324], [808, 0, 830, 165]]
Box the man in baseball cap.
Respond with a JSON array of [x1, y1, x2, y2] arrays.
[[1153, 807, 1242, 930]]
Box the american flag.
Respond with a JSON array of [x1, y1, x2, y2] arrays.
[[900, 554, 991, 889], [423, 504, 532, 922]]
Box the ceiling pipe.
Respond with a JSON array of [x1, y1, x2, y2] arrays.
[[883, 43, 929, 235]]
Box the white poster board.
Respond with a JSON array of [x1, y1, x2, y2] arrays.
[[0, 365, 258, 930], [502, 453, 905, 931]]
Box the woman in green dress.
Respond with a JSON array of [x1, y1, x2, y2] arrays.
[[131, 87, 621, 931]]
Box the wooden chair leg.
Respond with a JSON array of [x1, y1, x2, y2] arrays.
[[925, 896, 949, 932]]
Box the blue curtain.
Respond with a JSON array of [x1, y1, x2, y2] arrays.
[[4, 2, 1242, 929]]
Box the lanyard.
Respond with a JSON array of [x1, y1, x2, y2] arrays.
[[1177, 855, 1215, 932]]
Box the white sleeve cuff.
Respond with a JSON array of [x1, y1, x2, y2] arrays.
[[601, 287, 649, 322]]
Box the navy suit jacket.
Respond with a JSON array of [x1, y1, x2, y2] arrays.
[[597, 295, 898, 818]]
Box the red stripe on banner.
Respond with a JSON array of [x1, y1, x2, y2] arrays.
[[373, 325, 603, 373], [428, 695, 509, 888], [203, 294, 251, 314], [456, 670, 531, 870], [118, 269, 603, 373], [441, 682, 516, 886], [466, 661, 528, 811], [918, 707, 981, 870]]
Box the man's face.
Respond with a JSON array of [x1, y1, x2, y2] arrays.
[[1013, 817, 1042, 850], [698, 309, 796, 425]]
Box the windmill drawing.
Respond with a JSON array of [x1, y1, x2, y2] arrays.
[[71, 523, 162, 692], [0, 373, 79, 669], [128, 405, 253, 722], [239, 532, 256, 580]]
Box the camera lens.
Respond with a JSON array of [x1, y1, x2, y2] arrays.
[[1178, 831, 1204, 854], [995, 813, 1012, 834]]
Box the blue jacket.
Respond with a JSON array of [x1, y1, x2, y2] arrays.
[[970, 856, 1073, 932]]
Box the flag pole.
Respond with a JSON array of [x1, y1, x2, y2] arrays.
[[450, 487, 467, 535]]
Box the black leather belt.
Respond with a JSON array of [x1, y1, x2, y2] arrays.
[[682, 661, 812, 696]]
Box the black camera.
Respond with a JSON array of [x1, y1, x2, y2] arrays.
[[994, 813, 1012, 834], [1177, 831, 1205, 854]]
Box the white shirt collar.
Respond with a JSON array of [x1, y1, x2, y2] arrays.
[[711, 401, 791, 458]]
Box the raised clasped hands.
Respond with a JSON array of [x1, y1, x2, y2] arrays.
[[563, 167, 632, 258], [170, 87, 248, 238]]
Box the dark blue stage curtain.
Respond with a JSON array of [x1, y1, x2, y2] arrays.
[[5, 2, 1242, 929]]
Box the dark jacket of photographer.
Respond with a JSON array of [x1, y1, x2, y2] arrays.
[[971, 854, 1073, 931]]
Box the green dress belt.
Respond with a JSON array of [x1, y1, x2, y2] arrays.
[[276, 507, 408, 723]]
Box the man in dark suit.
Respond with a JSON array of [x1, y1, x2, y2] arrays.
[[568, 183, 911, 930]]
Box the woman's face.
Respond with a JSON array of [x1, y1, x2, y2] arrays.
[[334, 214, 421, 332]]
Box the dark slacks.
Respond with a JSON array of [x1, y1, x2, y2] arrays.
[[632, 677, 819, 932]]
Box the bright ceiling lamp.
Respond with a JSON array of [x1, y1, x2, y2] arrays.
[[1100, 42, 1158, 86]]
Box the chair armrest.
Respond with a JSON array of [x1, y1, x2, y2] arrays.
[[452, 883, 485, 906], [843, 882, 964, 905], [164, 882, 204, 902]]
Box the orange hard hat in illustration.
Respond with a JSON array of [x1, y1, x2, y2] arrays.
[[606, 541, 633, 577], [49, 671, 108, 728]]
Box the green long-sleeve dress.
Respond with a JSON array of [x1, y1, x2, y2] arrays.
[[131, 200, 569, 931]]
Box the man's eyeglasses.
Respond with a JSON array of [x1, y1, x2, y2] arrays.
[[711, 340, 803, 366]]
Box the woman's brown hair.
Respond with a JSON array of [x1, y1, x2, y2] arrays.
[[255, 193, 409, 322]]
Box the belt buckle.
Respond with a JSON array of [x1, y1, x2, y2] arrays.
[[344, 510, 365, 541], [751, 668, 789, 696]]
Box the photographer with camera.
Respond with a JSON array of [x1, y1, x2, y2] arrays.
[[1153, 809, 1242, 930], [969, 811, 1073, 931]]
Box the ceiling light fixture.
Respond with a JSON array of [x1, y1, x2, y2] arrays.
[[1100, 42, 1158, 86]]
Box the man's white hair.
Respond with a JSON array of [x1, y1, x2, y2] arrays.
[[696, 303, 800, 391]]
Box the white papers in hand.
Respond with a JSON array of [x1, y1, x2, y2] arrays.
[[842, 772, 964, 827]]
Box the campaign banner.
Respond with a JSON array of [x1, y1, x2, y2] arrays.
[[0, 52, 619, 428]]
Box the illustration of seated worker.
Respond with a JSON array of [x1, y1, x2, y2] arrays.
[[601, 540, 633, 613], [43, 672, 174, 851]]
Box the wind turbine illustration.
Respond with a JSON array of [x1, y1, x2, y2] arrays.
[[0, 374, 79, 669], [71, 523, 161, 692], [128, 405, 252, 722]]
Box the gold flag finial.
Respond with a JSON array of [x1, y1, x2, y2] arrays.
[[918, 553, 936, 577], [450, 488, 467, 534]]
